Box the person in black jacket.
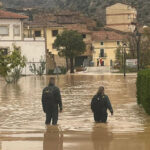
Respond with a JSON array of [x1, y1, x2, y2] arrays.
[[91, 86, 113, 123], [42, 77, 62, 125]]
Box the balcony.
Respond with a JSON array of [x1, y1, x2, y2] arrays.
[[23, 34, 45, 41], [99, 53, 107, 59]]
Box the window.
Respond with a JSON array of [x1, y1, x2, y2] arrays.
[[13, 25, 20, 36], [52, 30, 58, 37], [34, 30, 41, 37], [0, 48, 8, 55], [82, 34, 86, 39], [117, 41, 120, 46], [0, 25, 9, 36], [128, 15, 130, 19], [100, 49, 104, 57], [100, 41, 104, 45]]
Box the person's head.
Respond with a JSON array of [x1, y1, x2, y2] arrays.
[[49, 77, 55, 85], [97, 86, 104, 95]]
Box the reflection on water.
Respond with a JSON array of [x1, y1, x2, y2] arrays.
[[92, 124, 113, 150], [43, 125, 63, 150], [0, 75, 150, 150]]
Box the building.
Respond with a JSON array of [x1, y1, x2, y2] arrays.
[[24, 11, 96, 71], [92, 30, 125, 67], [23, 15, 66, 72], [106, 3, 137, 32], [63, 24, 93, 67], [0, 9, 46, 75]]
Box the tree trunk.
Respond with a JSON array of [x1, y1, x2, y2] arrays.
[[70, 57, 74, 73], [66, 57, 69, 71]]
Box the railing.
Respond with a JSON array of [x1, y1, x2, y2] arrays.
[[23, 34, 45, 41], [99, 53, 107, 58]]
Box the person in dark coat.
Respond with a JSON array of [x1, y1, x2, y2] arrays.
[[91, 86, 113, 123], [42, 77, 62, 125]]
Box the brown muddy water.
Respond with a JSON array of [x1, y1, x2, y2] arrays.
[[0, 75, 150, 150]]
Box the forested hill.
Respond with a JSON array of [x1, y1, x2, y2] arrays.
[[1, 0, 150, 25]]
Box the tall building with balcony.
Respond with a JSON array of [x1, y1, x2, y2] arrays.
[[106, 3, 137, 32], [92, 30, 125, 67]]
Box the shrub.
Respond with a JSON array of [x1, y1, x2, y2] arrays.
[[48, 67, 67, 75], [136, 69, 150, 114], [0, 46, 26, 83]]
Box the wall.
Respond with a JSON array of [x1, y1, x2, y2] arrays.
[[106, 3, 137, 32], [93, 40, 121, 66], [46, 27, 63, 55], [0, 40, 46, 75], [0, 19, 23, 40]]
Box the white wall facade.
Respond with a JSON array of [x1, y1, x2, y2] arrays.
[[0, 18, 46, 75], [0, 19, 23, 40], [0, 40, 46, 75]]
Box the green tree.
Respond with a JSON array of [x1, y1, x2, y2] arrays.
[[140, 27, 150, 69], [115, 46, 123, 69], [54, 30, 86, 73], [0, 46, 26, 83]]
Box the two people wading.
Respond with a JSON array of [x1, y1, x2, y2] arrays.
[[42, 78, 113, 125]]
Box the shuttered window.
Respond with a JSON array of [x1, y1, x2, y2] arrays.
[[13, 25, 20, 36], [0, 26, 9, 35]]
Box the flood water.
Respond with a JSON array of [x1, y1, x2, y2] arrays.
[[0, 75, 150, 150]]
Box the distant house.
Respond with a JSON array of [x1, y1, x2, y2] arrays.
[[92, 30, 125, 67], [106, 3, 137, 32], [0, 9, 46, 75], [24, 11, 96, 71], [23, 17, 66, 72]]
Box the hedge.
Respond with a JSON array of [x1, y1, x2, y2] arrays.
[[136, 69, 150, 114]]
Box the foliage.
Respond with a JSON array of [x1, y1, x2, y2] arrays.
[[0, 46, 26, 83], [136, 69, 150, 114], [29, 56, 46, 76], [140, 27, 150, 69], [3, 0, 150, 26], [48, 66, 67, 75], [54, 30, 86, 73], [115, 46, 123, 69]]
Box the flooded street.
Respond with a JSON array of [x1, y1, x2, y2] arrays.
[[0, 75, 150, 150]]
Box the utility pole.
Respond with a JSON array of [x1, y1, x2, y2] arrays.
[[123, 43, 127, 77], [136, 31, 141, 71]]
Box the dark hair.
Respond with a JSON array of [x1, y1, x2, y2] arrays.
[[97, 86, 104, 95], [49, 77, 55, 85]]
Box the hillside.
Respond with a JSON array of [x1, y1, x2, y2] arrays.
[[1, 0, 150, 26]]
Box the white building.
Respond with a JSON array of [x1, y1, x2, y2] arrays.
[[106, 3, 137, 32], [0, 9, 46, 75]]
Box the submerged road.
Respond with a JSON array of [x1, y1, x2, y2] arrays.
[[0, 75, 150, 150]]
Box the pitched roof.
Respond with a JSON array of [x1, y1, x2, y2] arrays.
[[107, 3, 134, 8], [64, 24, 91, 34], [0, 9, 28, 19], [24, 21, 63, 28], [92, 30, 125, 41]]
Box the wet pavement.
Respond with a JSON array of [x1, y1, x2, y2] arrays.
[[0, 74, 150, 150]]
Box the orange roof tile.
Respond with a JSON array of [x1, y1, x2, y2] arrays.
[[92, 30, 125, 41], [64, 24, 91, 34], [0, 10, 28, 19]]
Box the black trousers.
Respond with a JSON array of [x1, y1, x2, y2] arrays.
[[45, 109, 58, 125], [93, 112, 107, 123]]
